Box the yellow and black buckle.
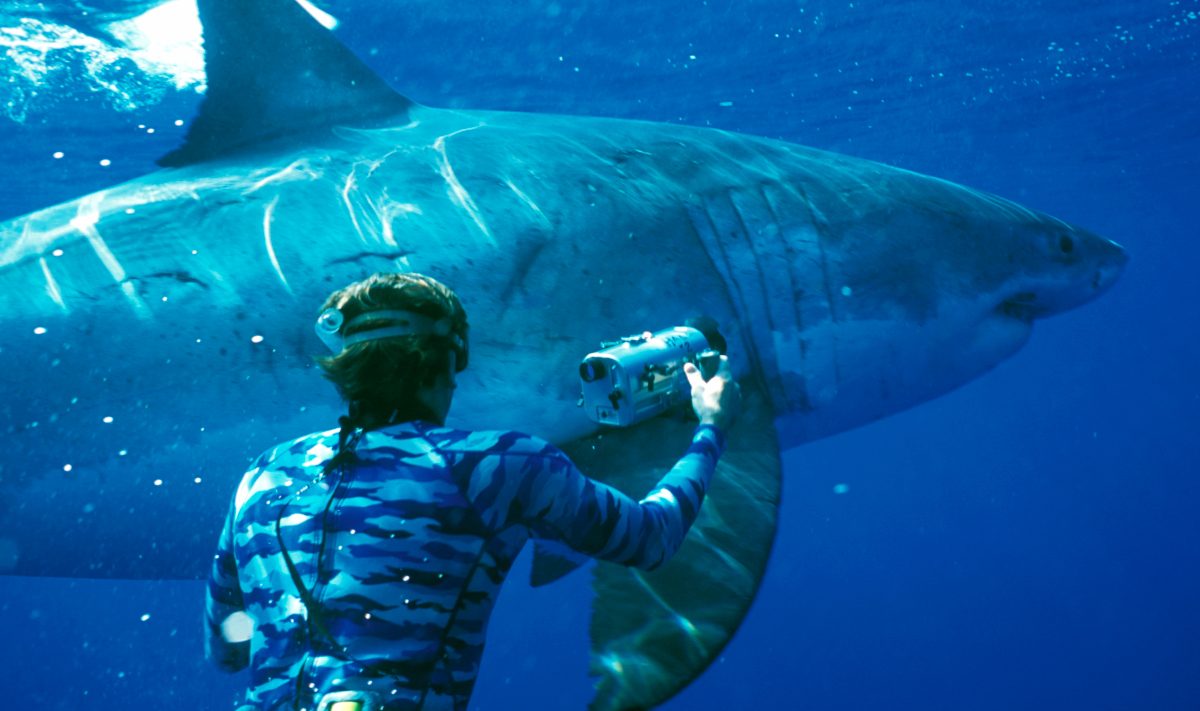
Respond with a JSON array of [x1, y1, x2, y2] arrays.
[[316, 690, 379, 711]]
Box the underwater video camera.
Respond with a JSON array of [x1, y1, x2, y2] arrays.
[[579, 317, 726, 427]]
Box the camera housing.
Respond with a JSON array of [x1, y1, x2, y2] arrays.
[[579, 325, 721, 427]]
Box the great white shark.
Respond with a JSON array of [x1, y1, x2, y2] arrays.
[[0, 0, 1126, 708]]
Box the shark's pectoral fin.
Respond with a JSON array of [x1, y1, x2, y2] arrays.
[[560, 385, 782, 711], [159, 0, 413, 167], [531, 539, 591, 587]]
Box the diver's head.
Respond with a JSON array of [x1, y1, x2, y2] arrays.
[[315, 272, 469, 426]]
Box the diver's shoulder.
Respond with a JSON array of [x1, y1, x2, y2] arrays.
[[417, 423, 566, 459], [247, 428, 340, 471]]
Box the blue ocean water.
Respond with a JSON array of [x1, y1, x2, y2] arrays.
[[1, 0, 1197, 709]]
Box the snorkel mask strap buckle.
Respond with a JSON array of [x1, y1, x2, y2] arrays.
[[314, 308, 466, 367]]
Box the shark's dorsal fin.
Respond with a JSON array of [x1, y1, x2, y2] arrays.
[[158, 0, 413, 167]]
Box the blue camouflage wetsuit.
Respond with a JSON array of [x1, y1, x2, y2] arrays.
[[206, 420, 725, 711]]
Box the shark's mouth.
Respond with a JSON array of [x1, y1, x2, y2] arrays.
[[998, 292, 1040, 322]]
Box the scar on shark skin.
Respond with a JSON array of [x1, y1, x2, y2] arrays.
[[341, 171, 368, 243], [377, 194, 423, 248], [497, 238, 549, 306], [246, 158, 323, 195], [328, 250, 414, 267], [433, 125, 493, 244], [70, 193, 148, 317], [340, 153, 419, 248], [120, 271, 210, 292], [39, 257, 67, 311], [504, 179, 550, 225], [262, 196, 291, 294]]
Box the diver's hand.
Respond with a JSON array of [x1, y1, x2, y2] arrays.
[[684, 355, 740, 431]]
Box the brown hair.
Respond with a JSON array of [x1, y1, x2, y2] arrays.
[[316, 272, 468, 425]]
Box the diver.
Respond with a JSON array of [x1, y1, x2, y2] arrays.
[[205, 272, 740, 711]]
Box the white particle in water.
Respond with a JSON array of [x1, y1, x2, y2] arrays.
[[220, 611, 253, 643], [153, 479, 163, 486], [52, 151, 64, 159], [194, 477, 202, 484], [119, 449, 128, 456], [174, 119, 184, 126], [102, 416, 113, 424], [52, 249, 64, 257], [33, 326, 47, 335], [63, 464, 73, 472], [140, 614, 151, 622], [251, 335, 264, 344], [99, 159, 111, 167]]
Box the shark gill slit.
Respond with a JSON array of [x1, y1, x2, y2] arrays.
[[726, 190, 778, 332], [757, 184, 805, 330], [686, 198, 768, 389], [792, 182, 843, 387], [759, 182, 816, 412], [728, 186, 791, 402]]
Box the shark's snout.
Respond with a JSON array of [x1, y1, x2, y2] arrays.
[[1006, 232, 1128, 320], [1093, 238, 1129, 294]]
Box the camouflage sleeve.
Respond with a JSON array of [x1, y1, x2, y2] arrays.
[[465, 425, 725, 571], [204, 489, 249, 672]]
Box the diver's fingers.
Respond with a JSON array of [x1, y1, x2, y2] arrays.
[[684, 361, 707, 390], [714, 354, 733, 381]]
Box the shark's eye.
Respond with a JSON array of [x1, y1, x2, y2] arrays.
[[1058, 234, 1075, 255]]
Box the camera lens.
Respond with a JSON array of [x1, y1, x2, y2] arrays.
[[580, 358, 608, 382]]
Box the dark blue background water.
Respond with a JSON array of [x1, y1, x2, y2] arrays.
[[1, 1, 1197, 708]]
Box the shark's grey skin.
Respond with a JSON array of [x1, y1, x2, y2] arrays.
[[0, 107, 1122, 566], [0, 0, 1125, 708]]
